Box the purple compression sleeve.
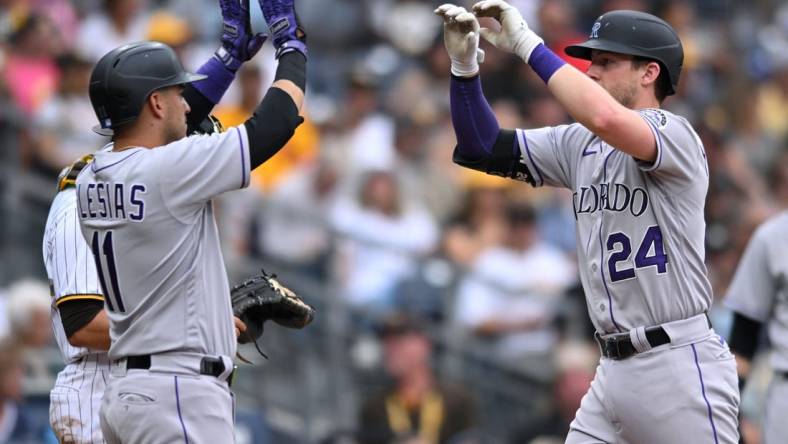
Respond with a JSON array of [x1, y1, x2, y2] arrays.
[[192, 57, 236, 105], [450, 75, 500, 160]]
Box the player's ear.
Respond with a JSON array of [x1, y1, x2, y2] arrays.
[[641, 61, 661, 89], [147, 90, 167, 119]]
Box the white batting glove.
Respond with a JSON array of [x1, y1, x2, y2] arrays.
[[435, 3, 485, 77], [472, 0, 543, 62]]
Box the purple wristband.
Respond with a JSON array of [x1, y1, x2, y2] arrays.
[[528, 44, 566, 83], [192, 56, 236, 104]]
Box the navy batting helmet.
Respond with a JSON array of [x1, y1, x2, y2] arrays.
[[89, 41, 206, 135], [565, 10, 683, 96]]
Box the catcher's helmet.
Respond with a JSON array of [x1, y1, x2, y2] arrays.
[[565, 10, 683, 96], [89, 41, 207, 136]]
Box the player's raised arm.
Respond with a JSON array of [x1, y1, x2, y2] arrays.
[[473, 0, 662, 162], [243, 0, 307, 169], [435, 4, 528, 182], [183, 0, 268, 131]]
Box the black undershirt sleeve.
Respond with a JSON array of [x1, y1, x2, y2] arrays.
[[244, 52, 306, 169], [452, 129, 535, 185], [728, 312, 762, 361], [59, 299, 104, 338], [183, 84, 214, 134]]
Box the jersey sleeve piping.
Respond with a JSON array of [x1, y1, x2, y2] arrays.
[[516, 129, 544, 187], [235, 126, 250, 189], [635, 115, 663, 172], [55, 294, 105, 307]]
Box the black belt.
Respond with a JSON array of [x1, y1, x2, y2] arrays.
[[780, 371, 788, 380], [125, 355, 235, 387], [595, 327, 671, 360]]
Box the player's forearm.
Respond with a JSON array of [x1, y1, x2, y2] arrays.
[[68, 309, 110, 351], [544, 64, 656, 161], [184, 56, 244, 131], [245, 52, 306, 169], [450, 74, 500, 160]]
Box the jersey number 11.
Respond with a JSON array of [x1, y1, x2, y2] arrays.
[[91, 231, 126, 313]]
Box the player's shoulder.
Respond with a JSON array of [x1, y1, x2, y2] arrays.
[[753, 210, 788, 240], [639, 108, 696, 133]]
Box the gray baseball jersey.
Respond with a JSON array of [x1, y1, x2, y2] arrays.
[[516, 108, 711, 333], [724, 212, 788, 444], [75, 126, 251, 361], [725, 211, 788, 372]]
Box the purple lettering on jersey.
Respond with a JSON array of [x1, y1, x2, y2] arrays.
[[129, 185, 146, 221], [96, 183, 108, 217], [630, 188, 648, 217], [77, 184, 88, 219], [572, 182, 649, 219], [86, 184, 97, 218], [113, 184, 126, 219], [609, 184, 630, 212]]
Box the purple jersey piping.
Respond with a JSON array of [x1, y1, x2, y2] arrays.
[[235, 126, 248, 188], [597, 218, 623, 332], [175, 376, 190, 443], [517, 129, 544, 186], [91, 150, 142, 173], [691, 344, 720, 444]]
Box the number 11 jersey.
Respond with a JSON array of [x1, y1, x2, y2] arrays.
[[76, 127, 252, 360]]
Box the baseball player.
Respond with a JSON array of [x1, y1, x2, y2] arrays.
[[725, 211, 788, 444], [44, 154, 111, 444], [436, 1, 739, 443], [42, 2, 266, 442], [75, 0, 306, 442]]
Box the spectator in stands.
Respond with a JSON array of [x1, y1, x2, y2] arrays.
[[215, 63, 320, 192], [4, 279, 52, 390], [0, 340, 43, 443], [259, 161, 339, 278], [3, 13, 61, 117], [33, 53, 101, 174], [358, 315, 477, 444], [442, 186, 508, 267], [454, 203, 575, 380], [75, 0, 148, 62], [331, 170, 438, 315], [509, 366, 594, 443]]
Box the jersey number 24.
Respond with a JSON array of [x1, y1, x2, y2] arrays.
[[606, 225, 668, 282], [91, 231, 126, 312]]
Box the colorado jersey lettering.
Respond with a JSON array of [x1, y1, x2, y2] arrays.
[[515, 109, 710, 333]]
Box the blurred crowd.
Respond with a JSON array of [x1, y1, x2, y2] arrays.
[[0, 0, 786, 443]]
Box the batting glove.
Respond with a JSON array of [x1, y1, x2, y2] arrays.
[[216, 0, 267, 71], [435, 4, 485, 77], [258, 0, 307, 59], [473, 0, 543, 62]]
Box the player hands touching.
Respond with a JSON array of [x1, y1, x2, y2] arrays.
[[215, 0, 267, 71], [470, 0, 657, 162], [434, 4, 485, 77]]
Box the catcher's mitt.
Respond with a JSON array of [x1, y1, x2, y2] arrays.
[[231, 269, 315, 357]]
